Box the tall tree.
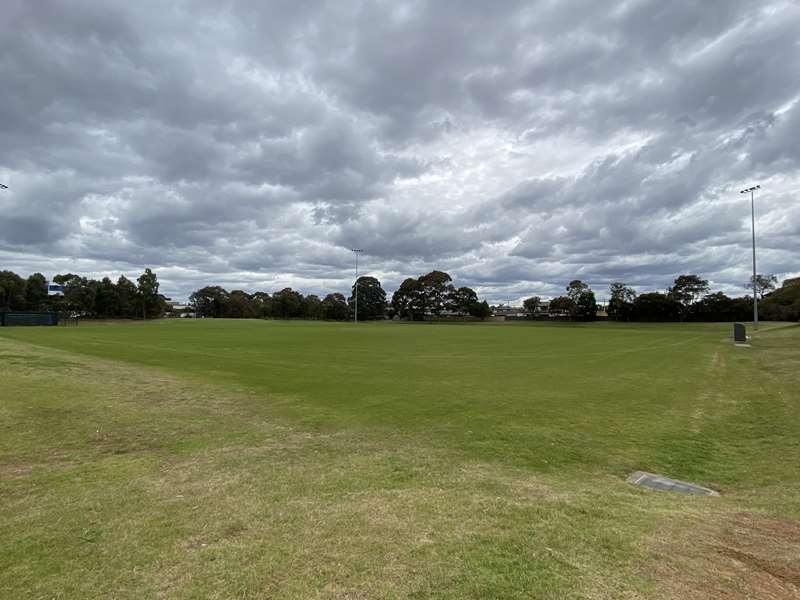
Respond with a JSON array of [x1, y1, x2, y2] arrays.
[[303, 294, 323, 320], [391, 278, 424, 319], [471, 300, 492, 320], [608, 282, 636, 321], [566, 280, 589, 303], [522, 296, 541, 316], [190, 286, 230, 318], [25, 273, 48, 310], [451, 286, 479, 315], [53, 273, 81, 286], [668, 274, 709, 306], [632, 292, 681, 322], [322, 293, 348, 320], [228, 290, 257, 318], [747, 274, 778, 299], [549, 296, 575, 316], [0, 270, 27, 310], [418, 270, 455, 316], [62, 275, 97, 316], [251, 292, 273, 318], [759, 282, 800, 321], [137, 268, 160, 319], [782, 277, 800, 288], [273, 288, 304, 319], [574, 290, 598, 321], [348, 276, 386, 320], [94, 277, 120, 317], [668, 274, 709, 321], [687, 292, 749, 322], [116, 276, 138, 318]]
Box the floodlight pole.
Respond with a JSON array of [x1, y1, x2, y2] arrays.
[[351, 248, 363, 324], [739, 185, 760, 329]]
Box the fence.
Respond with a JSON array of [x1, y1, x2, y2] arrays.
[[58, 314, 79, 326], [0, 312, 59, 326]]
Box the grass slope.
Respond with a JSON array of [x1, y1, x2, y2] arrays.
[[1, 320, 799, 598]]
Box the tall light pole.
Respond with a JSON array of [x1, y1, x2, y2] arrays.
[[351, 248, 363, 324], [739, 184, 760, 329]]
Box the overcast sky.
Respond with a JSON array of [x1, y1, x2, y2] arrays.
[[1, 1, 798, 302]]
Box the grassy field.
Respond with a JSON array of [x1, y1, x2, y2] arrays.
[[1, 320, 799, 599]]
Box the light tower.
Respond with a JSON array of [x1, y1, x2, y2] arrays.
[[739, 184, 760, 329], [351, 248, 363, 324]]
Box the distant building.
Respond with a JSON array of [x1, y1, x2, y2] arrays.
[[490, 302, 559, 320], [491, 304, 527, 318], [167, 302, 191, 311], [165, 300, 195, 318], [46, 282, 65, 296]]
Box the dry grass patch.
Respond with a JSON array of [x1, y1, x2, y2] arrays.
[[643, 509, 800, 599]]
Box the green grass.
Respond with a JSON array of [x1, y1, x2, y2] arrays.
[[2, 320, 799, 599]]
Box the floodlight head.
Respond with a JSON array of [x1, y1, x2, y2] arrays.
[[0, 183, 8, 189], [739, 185, 760, 194], [351, 248, 364, 253]]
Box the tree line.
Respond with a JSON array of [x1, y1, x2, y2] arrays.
[[521, 274, 798, 322], [0, 269, 164, 318], [4, 266, 796, 322], [0, 267, 491, 321], [189, 270, 492, 320], [390, 271, 491, 320], [188, 285, 351, 320], [527, 279, 600, 321]]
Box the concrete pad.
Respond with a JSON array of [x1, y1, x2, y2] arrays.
[[626, 471, 718, 496]]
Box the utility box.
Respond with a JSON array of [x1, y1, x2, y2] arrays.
[[733, 322, 747, 344]]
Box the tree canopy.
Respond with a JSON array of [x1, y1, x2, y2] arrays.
[[549, 296, 574, 315], [349, 276, 387, 320], [574, 289, 598, 321], [760, 279, 800, 321], [566, 280, 589, 302], [137, 268, 161, 319], [1, 265, 792, 324], [668, 274, 709, 306], [747, 274, 778, 299], [1, 268, 166, 318], [0, 270, 27, 311], [25, 273, 48, 311], [389, 271, 483, 320], [523, 296, 541, 315], [391, 278, 424, 320], [608, 282, 636, 321], [418, 271, 455, 316], [190, 286, 230, 318], [322, 293, 348, 320], [632, 292, 681, 322]]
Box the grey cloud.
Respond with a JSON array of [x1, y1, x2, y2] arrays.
[[1, 0, 798, 301]]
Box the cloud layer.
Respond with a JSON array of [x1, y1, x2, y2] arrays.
[[1, 0, 798, 302]]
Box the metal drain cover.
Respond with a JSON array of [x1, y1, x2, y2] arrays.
[[627, 471, 718, 496]]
